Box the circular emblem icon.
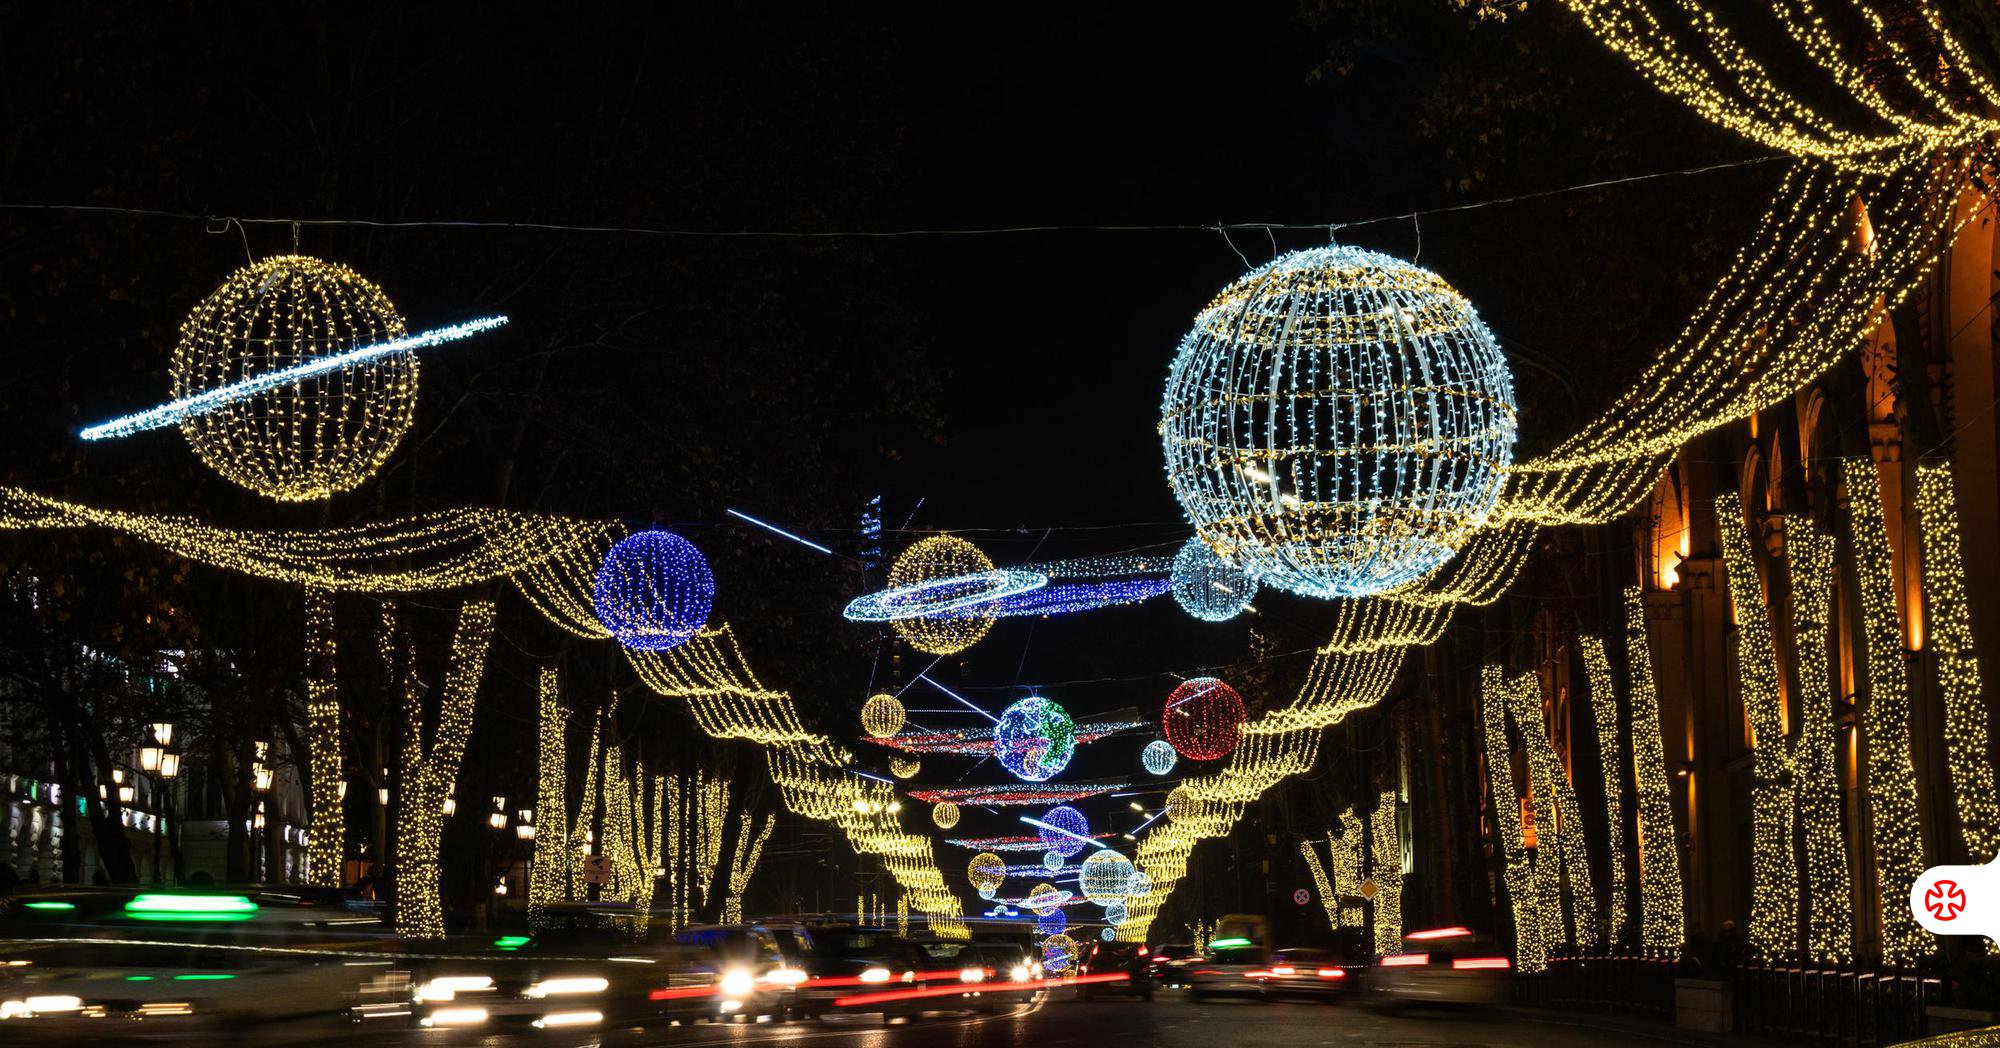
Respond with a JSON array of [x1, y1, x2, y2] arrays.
[[1293, 888, 1311, 906]]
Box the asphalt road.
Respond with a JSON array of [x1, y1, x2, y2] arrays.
[[0, 987, 1757, 1047]]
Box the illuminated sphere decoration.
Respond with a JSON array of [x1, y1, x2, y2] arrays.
[[889, 757, 921, 780], [888, 536, 1004, 655], [592, 531, 715, 652], [1080, 852, 1136, 905], [1170, 537, 1258, 622], [1166, 786, 1201, 822], [1103, 901, 1128, 927], [1141, 739, 1178, 776], [968, 852, 1007, 895], [993, 696, 1077, 782], [1100, 927, 1116, 942], [1043, 934, 1079, 973], [932, 801, 961, 830], [1028, 882, 1062, 916], [1163, 677, 1244, 761], [1043, 850, 1065, 873], [1160, 245, 1519, 600], [1037, 906, 1067, 938], [172, 255, 416, 502], [861, 693, 907, 739], [1037, 804, 1092, 859]]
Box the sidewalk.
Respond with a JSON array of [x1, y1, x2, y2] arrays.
[[1500, 1005, 1805, 1047]]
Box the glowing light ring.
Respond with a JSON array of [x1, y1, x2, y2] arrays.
[[939, 578, 1174, 618], [83, 315, 510, 441], [1037, 805, 1092, 859], [1008, 861, 1077, 877], [865, 719, 1146, 756], [841, 567, 1048, 622], [592, 531, 715, 652], [1141, 739, 1179, 776], [993, 697, 1077, 783], [911, 781, 1128, 807], [1161, 245, 1518, 599], [1163, 677, 1244, 761], [968, 852, 1007, 894], [1027, 883, 1066, 915], [944, 832, 1119, 852], [1170, 537, 1257, 622]]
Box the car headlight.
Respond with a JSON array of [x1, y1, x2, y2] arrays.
[[525, 975, 607, 998], [763, 967, 807, 987], [959, 967, 986, 983], [414, 975, 492, 1003], [719, 969, 756, 997], [858, 967, 892, 984], [420, 1006, 488, 1028], [1009, 965, 1031, 982]]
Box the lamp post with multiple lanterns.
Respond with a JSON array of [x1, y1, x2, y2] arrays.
[[137, 722, 181, 884]]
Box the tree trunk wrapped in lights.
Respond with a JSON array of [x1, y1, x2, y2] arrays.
[[392, 600, 495, 939], [1503, 671, 1599, 949], [1481, 665, 1545, 971], [723, 811, 775, 924], [1789, 523, 1854, 962], [1581, 636, 1628, 944], [529, 668, 570, 925], [304, 586, 342, 886], [1624, 586, 1686, 953]]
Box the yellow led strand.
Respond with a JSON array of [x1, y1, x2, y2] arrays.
[[1581, 636, 1628, 943], [568, 721, 601, 903], [393, 600, 495, 939], [1625, 585, 1687, 952], [1788, 520, 1853, 961], [1481, 665, 1545, 971], [1329, 814, 1364, 929], [303, 586, 342, 886], [1845, 459, 1928, 962], [1918, 462, 2000, 864], [1717, 498, 1799, 957]]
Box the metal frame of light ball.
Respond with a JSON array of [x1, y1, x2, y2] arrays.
[[1160, 244, 1519, 600], [592, 530, 715, 652]]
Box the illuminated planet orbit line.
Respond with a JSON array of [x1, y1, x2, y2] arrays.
[[79, 315, 512, 441]]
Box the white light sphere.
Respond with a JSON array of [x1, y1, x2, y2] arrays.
[[1160, 246, 1518, 599], [1079, 852, 1136, 905], [1141, 739, 1178, 776], [1170, 537, 1257, 621]]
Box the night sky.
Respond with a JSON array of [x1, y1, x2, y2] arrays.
[[0, 3, 1763, 904]]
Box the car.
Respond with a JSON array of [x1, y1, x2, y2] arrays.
[[788, 924, 932, 1020], [675, 923, 809, 1018], [1253, 947, 1355, 1001], [1075, 940, 1153, 1000], [1367, 926, 1512, 1010], [1148, 942, 1203, 986], [1186, 936, 1271, 1001]]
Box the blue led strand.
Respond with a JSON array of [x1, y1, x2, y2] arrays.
[[80, 315, 510, 441], [938, 578, 1173, 618], [842, 567, 1048, 622], [725, 508, 835, 555]]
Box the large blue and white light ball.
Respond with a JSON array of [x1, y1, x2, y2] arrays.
[[1037, 805, 1091, 858], [993, 696, 1077, 782], [1037, 906, 1067, 938], [1080, 852, 1136, 905], [1141, 739, 1178, 776], [593, 531, 715, 651], [1170, 537, 1257, 622], [1160, 246, 1518, 599]]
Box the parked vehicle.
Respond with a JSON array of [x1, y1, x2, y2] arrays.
[[1367, 926, 1511, 1010], [1075, 940, 1153, 1001]]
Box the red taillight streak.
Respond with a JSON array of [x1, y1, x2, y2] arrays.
[[648, 986, 718, 1001], [1190, 969, 1224, 976], [1380, 953, 1430, 967], [1317, 968, 1347, 979], [1242, 970, 1272, 980], [1452, 957, 1511, 970], [1137, 947, 1149, 957], [1404, 926, 1473, 941], [831, 972, 1126, 1008]]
